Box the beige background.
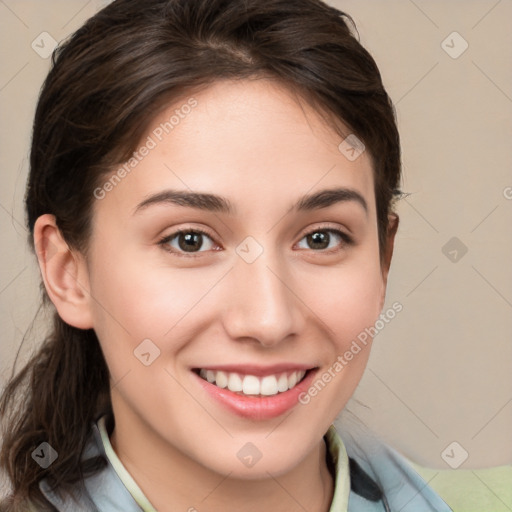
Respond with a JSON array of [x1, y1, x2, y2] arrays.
[[0, 0, 511, 475]]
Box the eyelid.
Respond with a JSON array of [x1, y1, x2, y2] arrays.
[[298, 222, 352, 239]]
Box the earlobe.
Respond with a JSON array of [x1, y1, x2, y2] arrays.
[[33, 214, 94, 329], [379, 213, 399, 311]]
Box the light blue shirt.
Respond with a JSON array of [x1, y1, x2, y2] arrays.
[[37, 414, 452, 511]]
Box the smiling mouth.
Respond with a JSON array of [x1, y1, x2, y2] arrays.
[[194, 368, 312, 397]]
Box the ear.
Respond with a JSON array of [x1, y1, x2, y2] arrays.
[[378, 212, 399, 311], [33, 214, 94, 329]]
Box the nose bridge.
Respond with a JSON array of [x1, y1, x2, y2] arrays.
[[223, 243, 303, 346]]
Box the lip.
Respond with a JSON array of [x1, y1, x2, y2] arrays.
[[192, 366, 318, 420]]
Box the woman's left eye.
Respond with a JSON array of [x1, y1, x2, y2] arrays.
[[296, 228, 353, 252]]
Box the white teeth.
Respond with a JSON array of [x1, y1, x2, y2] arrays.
[[198, 369, 308, 396], [260, 375, 278, 396], [242, 375, 260, 395], [228, 372, 243, 392], [277, 373, 288, 392], [215, 371, 228, 388]]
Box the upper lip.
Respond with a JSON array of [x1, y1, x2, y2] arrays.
[[193, 364, 317, 377]]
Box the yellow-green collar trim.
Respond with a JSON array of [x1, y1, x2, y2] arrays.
[[97, 416, 350, 512], [326, 424, 351, 512], [97, 416, 157, 512]]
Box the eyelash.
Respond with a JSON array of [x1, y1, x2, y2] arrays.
[[157, 224, 354, 258]]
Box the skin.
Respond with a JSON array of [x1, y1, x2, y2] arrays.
[[35, 78, 398, 512]]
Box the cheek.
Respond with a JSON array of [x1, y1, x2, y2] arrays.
[[91, 247, 208, 342], [300, 260, 384, 343], [86, 247, 217, 368], [87, 256, 216, 423], [298, 265, 383, 413], [297, 258, 383, 398]]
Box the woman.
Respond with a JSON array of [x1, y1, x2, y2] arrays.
[[0, 0, 452, 510]]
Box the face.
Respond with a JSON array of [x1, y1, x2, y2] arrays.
[[85, 78, 390, 478]]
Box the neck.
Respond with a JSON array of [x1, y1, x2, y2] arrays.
[[109, 415, 334, 512]]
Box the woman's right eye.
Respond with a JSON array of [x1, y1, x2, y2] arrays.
[[158, 229, 219, 257]]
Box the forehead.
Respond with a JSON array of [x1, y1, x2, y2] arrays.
[[95, 78, 375, 220]]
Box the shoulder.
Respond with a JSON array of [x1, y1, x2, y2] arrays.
[[334, 417, 453, 512], [37, 419, 143, 512]]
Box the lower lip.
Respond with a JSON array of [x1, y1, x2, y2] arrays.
[[193, 369, 317, 420]]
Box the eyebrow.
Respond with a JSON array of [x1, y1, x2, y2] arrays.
[[133, 187, 368, 216]]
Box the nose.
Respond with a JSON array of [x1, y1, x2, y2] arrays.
[[221, 249, 305, 347]]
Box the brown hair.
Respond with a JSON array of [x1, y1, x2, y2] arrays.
[[0, 0, 401, 508]]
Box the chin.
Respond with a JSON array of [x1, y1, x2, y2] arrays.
[[189, 435, 314, 481]]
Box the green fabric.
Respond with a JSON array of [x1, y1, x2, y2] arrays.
[[407, 459, 512, 512], [98, 417, 350, 512]]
